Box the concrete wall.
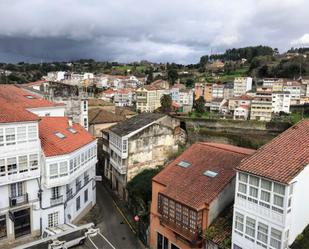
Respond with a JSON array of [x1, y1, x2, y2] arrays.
[[208, 178, 235, 226]]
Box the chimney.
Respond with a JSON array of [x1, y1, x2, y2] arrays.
[[68, 117, 73, 127]]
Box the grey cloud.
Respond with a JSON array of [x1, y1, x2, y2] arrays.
[[0, 0, 308, 63]]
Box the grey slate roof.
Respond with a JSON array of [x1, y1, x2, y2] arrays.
[[110, 113, 165, 136]]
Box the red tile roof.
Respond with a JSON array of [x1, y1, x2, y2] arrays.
[[39, 117, 95, 157], [0, 102, 39, 123], [153, 143, 255, 210], [0, 85, 62, 109], [237, 120, 309, 184], [22, 80, 48, 87]]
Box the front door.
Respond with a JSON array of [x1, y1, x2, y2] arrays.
[[14, 208, 31, 238]]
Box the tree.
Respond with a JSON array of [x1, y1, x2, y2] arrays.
[[194, 96, 206, 114], [185, 78, 194, 88], [160, 94, 172, 113], [167, 68, 178, 85]]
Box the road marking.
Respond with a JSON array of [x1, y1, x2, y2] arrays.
[[112, 200, 136, 234], [88, 237, 99, 249], [98, 232, 117, 249]]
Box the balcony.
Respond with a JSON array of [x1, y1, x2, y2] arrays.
[[110, 157, 127, 175], [76, 181, 82, 191], [159, 216, 202, 246], [84, 175, 89, 184], [50, 195, 64, 206], [66, 188, 73, 200], [9, 193, 29, 207]]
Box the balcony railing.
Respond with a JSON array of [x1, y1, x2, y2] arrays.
[[84, 175, 89, 183], [9, 193, 29, 207], [50, 195, 64, 206], [159, 216, 202, 245], [76, 181, 82, 191], [66, 188, 73, 200]]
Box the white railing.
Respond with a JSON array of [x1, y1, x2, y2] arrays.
[[110, 157, 127, 175], [0, 168, 40, 186], [50, 195, 64, 206]]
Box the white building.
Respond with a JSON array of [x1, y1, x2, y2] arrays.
[[272, 92, 291, 114], [114, 89, 133, 107], [212, 84, 224, 99], [234, 105, 250, 120], [234, 77, 253, 97], [0, 85, 96, 245], [283, 81, 304, 105], [232, 120, 309, 249]]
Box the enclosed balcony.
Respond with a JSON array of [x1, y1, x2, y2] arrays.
[[50, 195, 64, 206]]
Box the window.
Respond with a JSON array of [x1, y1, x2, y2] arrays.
[[270, 228, 282, 249], [29, 154, 38, 170], [239, 173, 248, 183], [0, 129, 3, 146], [0, 215, 7, 239], [10, 182, 23, 197], [76, 196, 80, 211], [274, 183, 285, 195], [273, 195, 284, 207], [257, 222, 268, 246], [50, 163, 58, 179], [245, 217, 256, 240], [249, 176, 259, 187], [17, 127, 27, 143], [84, 118, 88, 128], [7, 157, 17, 175], [18, 156, 28, 173], [48, 212, 59, 227], [59, 162, 68, 177], [157, 232, 163, 249], [5, 128, 15, 145], [83, 100, 87, 111], [261, 179, 272, 191], [52, 187, 60, 199], [28, 125, 37, 141], [55, 132, 66, 139], [238, 183, 247, 194], [70, 159, 73, 174], [0, 159, 5, 177], [84, 189, 88, 203], [235, 212, 244, 234], [260, 190, 271, 203]]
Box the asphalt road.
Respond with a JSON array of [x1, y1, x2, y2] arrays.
[[77, 182, 144, 249]]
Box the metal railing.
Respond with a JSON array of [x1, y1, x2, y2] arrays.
[[9, 193, 29, 207], [50, 195, 64, 206]]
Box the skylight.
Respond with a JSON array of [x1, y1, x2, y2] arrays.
[[25, 95, 34, 99], [177, 160, 191, 168], [67, 128, 77, 134], [204, 170, 218, 178], [55, 132, 66, 139]]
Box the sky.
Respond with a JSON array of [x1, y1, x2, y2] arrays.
[[0, 0, 309, 64]]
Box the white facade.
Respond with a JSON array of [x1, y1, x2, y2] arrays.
[[212, 84, 224, 99], [232, 168, 309, 249], [0, 121, 41, 241], [234, 106, 249, 120], [272, 92, 291, 114], [234, 77, 253, 97], [283, 83, 303, 105]]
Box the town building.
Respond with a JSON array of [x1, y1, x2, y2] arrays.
[[114, 89, 133, 107], [232, 120, 309, 249], [22, 81, 89, 130], [223, 82, 234, 100], [0, 85, 96, 245], [234, 77, 253, 97], [212, 84, 224, 99], [150, 143, 255, 249], [272, 92, 291, 114], [250, 88, 273, 121], [228, 95, 253, 112], [234, 105, 250, 120], [283, 81, 305, 105], [194, 83, 212, 103], [103, 113, 181, 199]]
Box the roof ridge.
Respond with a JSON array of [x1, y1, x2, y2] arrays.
[[197, 142, 254, 155]]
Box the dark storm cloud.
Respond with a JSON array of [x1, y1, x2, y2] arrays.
[[0, 0, 308, 64]]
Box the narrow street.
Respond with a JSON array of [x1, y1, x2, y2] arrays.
[[77, 181, 144, 249]]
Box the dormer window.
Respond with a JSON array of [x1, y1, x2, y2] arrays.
[[55, 132, 66, 139]]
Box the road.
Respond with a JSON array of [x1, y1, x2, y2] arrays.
[[77, 182, 144, 249]]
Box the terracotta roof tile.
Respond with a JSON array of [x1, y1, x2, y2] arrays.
[[39, 117, 95, 157], [89, 108, 125, 124], [153, 143, 255, 210], [237, 120, 309, 183]]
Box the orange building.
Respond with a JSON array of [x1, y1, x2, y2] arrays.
[[149, 143, 255, 249], [194, 83, 212, 103], [204, 83, 213, 103], [194, 83, 204, 100]]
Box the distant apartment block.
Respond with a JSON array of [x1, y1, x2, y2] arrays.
[[234, 77, 253, 97]]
